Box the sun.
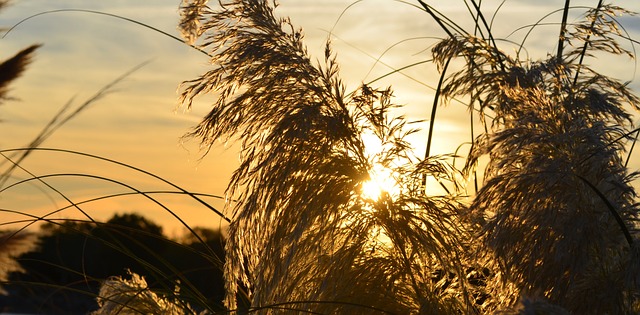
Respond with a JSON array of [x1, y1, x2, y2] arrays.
[[359, 132, 401, 201], [361, 164, 398, 200]]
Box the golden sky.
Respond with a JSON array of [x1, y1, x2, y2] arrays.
[[1, 0, 640, 234]]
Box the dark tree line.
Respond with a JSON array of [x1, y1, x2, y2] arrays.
[[0, 213, 226, 314]]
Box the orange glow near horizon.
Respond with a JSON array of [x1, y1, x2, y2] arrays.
[[2, 0, 640, 234]]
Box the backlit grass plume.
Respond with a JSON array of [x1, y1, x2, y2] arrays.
[[0, 44, 40, 103], [92, 271, 197, 315], [431, 2, 640, 313], [179, 0, 472, 313], [0, 230, 38, 294], [0, 0, 39, 101]]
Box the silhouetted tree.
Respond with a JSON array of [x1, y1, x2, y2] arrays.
[[2, 213, 226, 314]]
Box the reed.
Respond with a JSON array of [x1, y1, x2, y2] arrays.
[[177, 0, 640, 313], [432, 3, 640, 312]]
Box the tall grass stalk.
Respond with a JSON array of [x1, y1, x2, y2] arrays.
[[178, 0, 475, 313], [433, 2, 640, 313], [0, 61, 150, 188], [178, 0, 640, 313]]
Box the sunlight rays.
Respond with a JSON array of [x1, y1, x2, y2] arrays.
[[359, 131, 402, 201], [360, 164, 396, 201]]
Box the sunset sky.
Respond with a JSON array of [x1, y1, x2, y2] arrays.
[[1, 0, 640, 235]]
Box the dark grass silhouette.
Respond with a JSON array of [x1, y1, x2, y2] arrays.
[[0, 0, 41, 297]]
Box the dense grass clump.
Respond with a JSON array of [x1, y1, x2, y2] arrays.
[[178, 1, 471, 313], [432, 3, 640, 312]]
